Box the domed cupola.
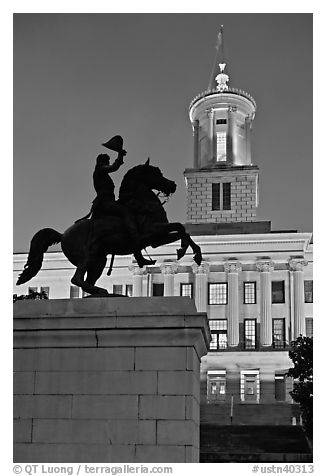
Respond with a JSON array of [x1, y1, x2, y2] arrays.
[[184, 27, 259, 224]]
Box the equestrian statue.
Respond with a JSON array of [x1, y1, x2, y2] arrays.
[[16, 135, 202, 297]]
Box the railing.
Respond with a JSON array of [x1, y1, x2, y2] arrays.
[[189, 87, 257, 110]]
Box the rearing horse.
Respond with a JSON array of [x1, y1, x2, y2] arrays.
[[16, 160, 202, 296]]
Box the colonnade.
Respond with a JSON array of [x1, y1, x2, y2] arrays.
[[129, 257, 308, 345]]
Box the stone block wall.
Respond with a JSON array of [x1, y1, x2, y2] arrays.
[[184, 166, 259, 223], [13, 297, 210, 463]]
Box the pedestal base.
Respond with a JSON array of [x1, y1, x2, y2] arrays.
[[13, 297, 210, 463]]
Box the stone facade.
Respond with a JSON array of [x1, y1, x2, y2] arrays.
[[184, 166, 258, 223], [13, 297, 210, 463]]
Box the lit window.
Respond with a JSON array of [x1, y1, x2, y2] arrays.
[[246, 378, 255, 395], [208, 283, 227, 305], [70, 285, 80, 299], [41, 287, 49, 297], [28, 286, 50, 298], [244, 319, 256, 349], [244, 282, 256, 304], [216, 132, 227, 161], [240, 370, 260, 402], [272, 318, 285, 348], [304, 281, 313, 303], [207, 370, 227, 402], [113, 284, 123, 295], [272, 281, 285, 303], [126, 284, 133, 297], [305, 318, 313, 338], [180, 283, 193, 298], [209, 320, 227, 350]]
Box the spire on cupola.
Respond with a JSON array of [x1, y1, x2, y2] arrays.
[[208, 25, 230, 91]]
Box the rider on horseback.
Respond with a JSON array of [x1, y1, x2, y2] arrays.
[[91, 150, 155, 268]]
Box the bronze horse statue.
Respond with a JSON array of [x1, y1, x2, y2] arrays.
[[17, 160, 202, 296]]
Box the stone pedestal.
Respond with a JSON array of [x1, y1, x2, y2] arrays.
[[13, 297, 210, 463]]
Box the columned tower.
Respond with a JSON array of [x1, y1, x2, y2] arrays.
[[184, 29, 259, 224]]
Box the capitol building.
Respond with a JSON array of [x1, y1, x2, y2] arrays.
[[13, 36, 313, 428]]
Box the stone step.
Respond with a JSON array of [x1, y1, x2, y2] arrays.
[[200, 425, 312, 462], [201, 403, 301, 426]]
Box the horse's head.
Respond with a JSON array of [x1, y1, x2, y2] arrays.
[[141, 158, 177, 195], [122, 159, 177, 197]]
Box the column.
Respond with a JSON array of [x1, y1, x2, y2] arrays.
[[193, 120, 200, 168], [129, 264, 147, 297], [192, 262, 210, 312], [256, 259, 274, 346], [289, 258, 308, 339], [224, 259, 241, 347], [208, 109, 215, 162], [245, 114, 252, 164], [160, 262, 178, 296], [227, 106, 236, 164]]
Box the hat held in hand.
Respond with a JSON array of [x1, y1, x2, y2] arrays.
[[102, 135, 123, 152]]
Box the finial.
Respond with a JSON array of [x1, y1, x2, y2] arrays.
[[207, 25, 231, 91]]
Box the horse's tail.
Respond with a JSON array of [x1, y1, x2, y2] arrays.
[[16, 228, 62, 285]]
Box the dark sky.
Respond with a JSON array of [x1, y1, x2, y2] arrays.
[[13, 13, 312, 252]]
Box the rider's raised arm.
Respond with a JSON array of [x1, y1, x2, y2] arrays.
[[102, 150, 126, 173]]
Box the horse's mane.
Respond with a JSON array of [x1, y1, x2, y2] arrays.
[[121, 164, 146, 183], [119, 164, 147, 200]]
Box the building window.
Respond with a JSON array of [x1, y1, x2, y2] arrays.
[[180, 283, 193, 298], [209, 320, 227, 350], [113, 284, 123, 295], [207, 370, 227, 402], [272, 281, 285, 303], [216, 132, 227, 161], [275, 372, 286, 401], [272, 318, 286, 348], [212, 183, 220, 210], [126, 284, 133, 297], [240, 370, 260, 403], [70, 286, 80, 299], [28, 286, 50, 298], [244, 319, 256, 349], [222, 183, 231, 210], [212, 183, 231, 211], [152, 283, 164, 296], [305, 318, 313, 338], [244, 282, 256, 304], [208, 283, 228, 305], [216, 119, 227, 125], [304, 281, 313, 303]]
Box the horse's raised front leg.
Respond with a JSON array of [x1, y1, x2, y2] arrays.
[[160, 222, 190, 260], [186, 233, 202, 265], [157, 223, 202, 265]]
